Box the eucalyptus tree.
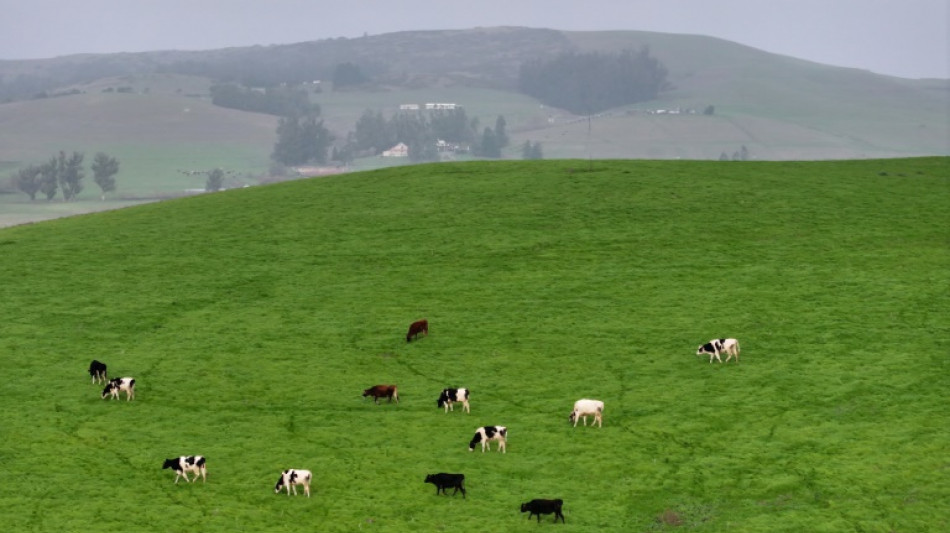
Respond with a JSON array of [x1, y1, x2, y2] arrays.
[[91, 152, 119, 200]]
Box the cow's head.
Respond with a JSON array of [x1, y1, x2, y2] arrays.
[[101, 384, 115, 399], [274, 474, 286, 493], [161, 459, 177, 470], [568, 411, 577, 424]]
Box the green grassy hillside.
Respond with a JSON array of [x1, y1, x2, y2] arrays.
[[0, 158, 947, 532]]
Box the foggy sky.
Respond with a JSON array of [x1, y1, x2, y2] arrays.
[[1, 0, 947, 79]]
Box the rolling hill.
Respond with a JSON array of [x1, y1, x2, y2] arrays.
[[0, 158, 947, 532], [0, 27, 947, 225]]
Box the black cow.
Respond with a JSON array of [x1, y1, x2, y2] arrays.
[[424, 473, 466, 498], [88, 360, 107, 384], [520, 498, 565, 523]]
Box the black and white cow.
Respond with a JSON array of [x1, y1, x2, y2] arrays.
[[696, 338, 740, 363], [162, 455, 207, 484], [101, 377, 135, 401], [468, 425, 507, 453], [274, 469, 312, 497], [569, 399, 604, 427], [424, 473, 466, 498], [88, 360, 108, 384], [436, 388, 470, 413], [520, 498, 565, 523]]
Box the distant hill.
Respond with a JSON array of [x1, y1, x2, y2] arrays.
[[0, 27, 946, 212]]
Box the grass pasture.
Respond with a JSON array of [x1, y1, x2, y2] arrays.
[[0, 158, 947, 532]]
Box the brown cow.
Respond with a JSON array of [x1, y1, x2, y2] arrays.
[[362, 384, 399, 404], [406, 319, 428, 343]]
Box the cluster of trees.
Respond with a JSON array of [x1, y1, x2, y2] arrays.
[[337, 108, 509, 163], [518, 47, 670, 115], [521, 141, 543, 160], [270, 104, 518, 167], [720, 145, 750, 161], [11, 151, 119, 201], [166, 53, 383, 90], [332, 62, 368, 89], [208, 81, 334, 167], [210, 83, 320, 116], [271, 114, 334, 166]]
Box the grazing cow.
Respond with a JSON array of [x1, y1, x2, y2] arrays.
[[88, 360, 107, 384], [274, 469, 312, 497], [362, 384, 399, 404], [437, 388, 470, 413], [696, 338, 741, 363], [520, 499, 565, 523], [406, 319, 429, 342], [162, 455, 207, 484], [101, 377, 135, 401], [569, 399, 604, 428], [469, 425, 507, 453], [424, 473, 466, 498]]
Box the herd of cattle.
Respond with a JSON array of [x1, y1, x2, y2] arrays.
[[88, 321, 741, 524]]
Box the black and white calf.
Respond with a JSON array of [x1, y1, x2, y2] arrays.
[[696, 338, 740, 363], [424, 473, 466, 498], [88, 360, 108, 384], [436, 388, 470, 413], [569, 399, 604, 427], [162, 455, 207, 484], [274, 469, 312, 497], [468, 425, 507, 453], [101, 377, 135, 400], [520, 498, 565, 523]]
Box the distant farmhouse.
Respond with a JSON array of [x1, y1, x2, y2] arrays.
[[382, 142, 409, 157]]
